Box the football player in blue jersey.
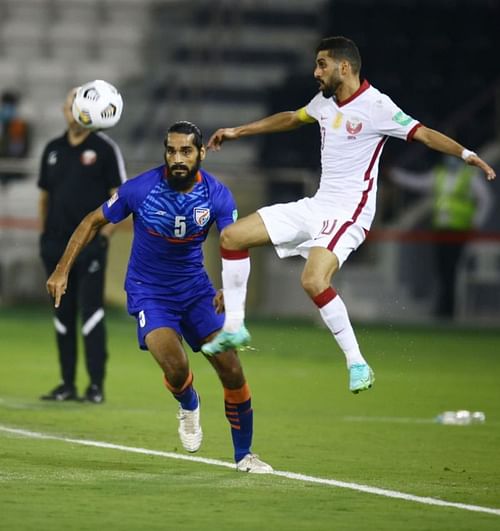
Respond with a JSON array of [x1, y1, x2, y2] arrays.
[[46, 121, 272, 474]]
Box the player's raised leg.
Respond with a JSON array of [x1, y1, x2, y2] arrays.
[[204, 345, 272, 473], [146, 327, 203, 452], [202, 213, 271, 355], [301, 247, 374, 393]]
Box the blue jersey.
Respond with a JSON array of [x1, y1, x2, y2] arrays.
[[102, 165, 237, 313]]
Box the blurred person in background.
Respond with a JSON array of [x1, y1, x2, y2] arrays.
[[45, 121, 272, 473], [390, 154, 493, 318], [0, 90, 30, 185], [202, 36, 496, 393], [38, 87, 126, 403]]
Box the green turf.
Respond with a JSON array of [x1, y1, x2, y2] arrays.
[[1, 306, 499, 530]]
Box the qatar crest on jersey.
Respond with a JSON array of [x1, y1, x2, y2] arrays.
[[193, 207, 210, 227], [346, 117, 363, 135]]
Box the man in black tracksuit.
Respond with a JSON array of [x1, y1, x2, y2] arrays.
[[38, 88, 126, 403]]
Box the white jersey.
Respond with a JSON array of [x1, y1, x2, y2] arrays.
[[304, 80, 421, 229]]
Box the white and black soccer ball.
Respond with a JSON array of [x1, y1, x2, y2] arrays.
[[72, 79, 123, 129]]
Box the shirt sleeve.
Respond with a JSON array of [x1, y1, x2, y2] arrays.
[[297, 106, 316, 124], [371, 95, 421, 141], [101, 179, 133, 223], [37, 145, 50, 191], [303, 93, 323, 122], [212, 182, 238, 233], [103, 138, 127, 189]]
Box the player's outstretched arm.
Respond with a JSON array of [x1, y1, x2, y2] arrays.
[[207, 111, 305, 151], [413, 126, 496, 181], [46, 207, 109, 308]]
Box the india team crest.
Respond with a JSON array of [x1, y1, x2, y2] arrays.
[[193, 207, 210, 227]]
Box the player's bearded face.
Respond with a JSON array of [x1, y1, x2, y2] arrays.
[[315, 53, 342, 98], [319, 63, 342, 98], [165, 132, 206, 191], [166, 153, 201, 191]]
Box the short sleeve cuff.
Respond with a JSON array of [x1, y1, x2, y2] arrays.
[[407, 123, 423, 142]]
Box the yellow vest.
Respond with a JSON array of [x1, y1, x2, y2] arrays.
[[433, 165, 476, 230]]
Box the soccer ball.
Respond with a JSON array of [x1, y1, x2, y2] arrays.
[[72, 79, 123, 129]]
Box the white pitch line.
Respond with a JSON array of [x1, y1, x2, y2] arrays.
[[342, 415, 435, 424], [0, 425, 235, 470], [1, 425, 499, 517]]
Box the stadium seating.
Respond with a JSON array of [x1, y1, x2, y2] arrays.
[[53, 0, 101, 25], [1, 20, 47, 60], [125, 0, 327, 163], [0, 0, 328, 162], [0, 0, 153, 158]]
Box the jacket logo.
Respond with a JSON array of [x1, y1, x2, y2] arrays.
[[48, 151, 57, 165], [193, 207, 210, 227]]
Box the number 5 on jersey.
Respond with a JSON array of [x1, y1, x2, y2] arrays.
[[175, 215, 186, 237]]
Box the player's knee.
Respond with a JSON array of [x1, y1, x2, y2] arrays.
[[301, 271, 328, 298], [161, 354, 190, 389], [165, 364, 190, 390]]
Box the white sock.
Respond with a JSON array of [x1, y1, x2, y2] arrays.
[[221, 257, 250, 332], [318, 293, 367, 368]]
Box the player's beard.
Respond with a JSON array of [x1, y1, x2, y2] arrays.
[[321, 84, 335, 99], [166, 156, 201, 192], [320, 77, 342, 99], [319, 67, 341, 99]]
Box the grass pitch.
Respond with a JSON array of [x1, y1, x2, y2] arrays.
[[0, 306, 499, 530]]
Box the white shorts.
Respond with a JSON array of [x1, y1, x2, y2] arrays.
[[258, 197, 367, 267]]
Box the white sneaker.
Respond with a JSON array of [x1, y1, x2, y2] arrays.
[[176, 398, 203, 453], [236, 453, 273, 474]]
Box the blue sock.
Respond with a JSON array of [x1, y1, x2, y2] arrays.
[[225, 398, 253, 462], [173, 385, 198, 411]]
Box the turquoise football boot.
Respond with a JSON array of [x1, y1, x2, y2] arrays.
[[349, 363, 375, 393], [201, 325, 251, 356]]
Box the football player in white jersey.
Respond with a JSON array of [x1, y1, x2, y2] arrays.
[[201, 36, 496, 394]]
